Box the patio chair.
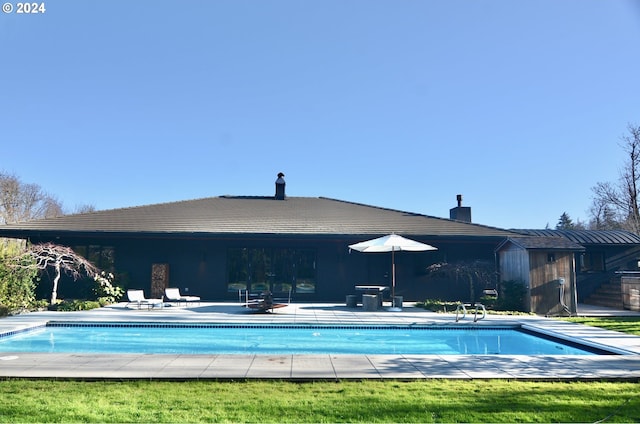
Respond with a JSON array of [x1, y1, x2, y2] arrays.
[[126, 289, 164, 310], [244, 289, 289, 313], [164, 287, 201, 306]]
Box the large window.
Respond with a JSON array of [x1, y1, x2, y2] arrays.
[[73, 245, 115, 272], [227, 248, 316, 294]]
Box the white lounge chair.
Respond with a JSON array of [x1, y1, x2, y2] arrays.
[[164, 287, 201, 306], [126, 289, 163, 310]]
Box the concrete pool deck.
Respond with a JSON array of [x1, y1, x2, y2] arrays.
[[1, 302, 640, 380]]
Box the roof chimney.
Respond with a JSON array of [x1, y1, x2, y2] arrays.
[[275, 172, 286, 200], [449, 194, 472, 223]]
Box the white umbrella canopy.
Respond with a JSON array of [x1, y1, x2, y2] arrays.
[[349, 234, 437, 253], [349, 234, 437, 300]]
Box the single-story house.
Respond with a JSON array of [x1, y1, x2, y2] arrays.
[[2, 175, 640, 312], [0, 177, 514, 302]]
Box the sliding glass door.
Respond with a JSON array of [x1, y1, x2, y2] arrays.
[[227, 248, 316, 295]]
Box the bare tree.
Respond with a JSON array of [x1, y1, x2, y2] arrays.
[[589, 124, 640, 234], [73, 204, 96, 214], [0, 172, 64, 224], [426, 260, 496, 302], [588, 193, 622, 230], [13, 243, 100, 305]]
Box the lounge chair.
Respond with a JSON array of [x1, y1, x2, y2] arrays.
[[126, 289, 163, 310], [244, 289, 289, 313], [164, 287, 201, 306]]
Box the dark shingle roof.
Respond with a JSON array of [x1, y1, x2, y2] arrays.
[[497, 236, 585, 251], [512, 229, 640, 245], [0, 196, 515, 239]]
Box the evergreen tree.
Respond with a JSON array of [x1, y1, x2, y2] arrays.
[[556, 212, 575, 230]]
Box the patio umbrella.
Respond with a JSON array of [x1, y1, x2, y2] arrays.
[[349, 234, 437, 301]]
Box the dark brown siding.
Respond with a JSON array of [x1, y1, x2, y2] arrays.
[[528, 251, 576, 315]]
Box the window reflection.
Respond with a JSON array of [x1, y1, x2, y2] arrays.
[[227, 248, 316, 294], [580, 252, 605, 272]]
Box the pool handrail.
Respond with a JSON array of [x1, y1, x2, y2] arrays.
[[455, 302, 486, 322]]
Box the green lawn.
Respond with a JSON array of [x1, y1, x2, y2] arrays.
[[1, 379, 639, 423], [1, 317, 639, 423], [563, 316, 640, 335]]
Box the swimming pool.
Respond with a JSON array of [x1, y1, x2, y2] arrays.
[[0, 322, 609, 355]]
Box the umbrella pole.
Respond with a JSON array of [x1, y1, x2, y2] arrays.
[[391, 249, 396, 300]]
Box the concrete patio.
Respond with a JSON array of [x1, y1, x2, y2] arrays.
[[1, 302, 640, 380]]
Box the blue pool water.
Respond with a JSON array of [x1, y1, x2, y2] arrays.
[[0, 323, 601, 355]]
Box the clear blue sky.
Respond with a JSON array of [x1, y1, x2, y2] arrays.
[[2, 0, 639, 229]]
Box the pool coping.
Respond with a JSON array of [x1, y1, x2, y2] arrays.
[[1, 302, 640, 380]]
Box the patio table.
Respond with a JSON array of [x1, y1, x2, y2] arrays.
[[355, 285, 389, 307]]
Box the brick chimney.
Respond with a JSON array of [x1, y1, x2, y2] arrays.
[[275, 172, 286, 200], [449, 194, 471, 222]]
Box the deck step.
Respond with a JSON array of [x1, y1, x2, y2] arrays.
[[584, 282, 623, 309]]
